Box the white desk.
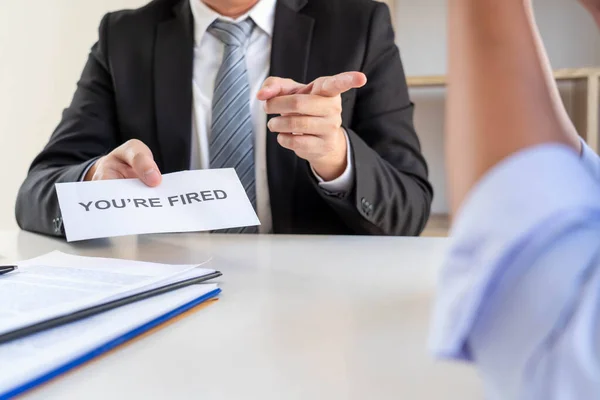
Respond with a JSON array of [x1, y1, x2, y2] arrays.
[[0, 231, 483, 399]]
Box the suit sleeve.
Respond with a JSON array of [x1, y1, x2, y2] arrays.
[[15, 14, 118, 237], [309, 2, 433, 236]]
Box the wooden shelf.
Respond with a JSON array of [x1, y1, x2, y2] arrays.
[[406, 68, 600, 154], [422, 214, 450, 237], [554, 68, 600, 80], [407, 67, 600, 87]]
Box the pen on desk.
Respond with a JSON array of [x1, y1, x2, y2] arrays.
[[0, 265, 17, 276]]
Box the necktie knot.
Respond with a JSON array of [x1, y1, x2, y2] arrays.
[[208, 18, 254, 47]]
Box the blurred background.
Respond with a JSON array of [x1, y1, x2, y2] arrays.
[[1, 0, 599, 235]]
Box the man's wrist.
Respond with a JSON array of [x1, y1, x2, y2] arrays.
[[82, 157, 103, 181], [311, 156, 347, 181], [310, 129, 348, 181], [84, 162, 98, 181], [310, 128, 354, 194]]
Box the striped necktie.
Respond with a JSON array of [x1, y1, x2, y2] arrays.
[[208, 18, 258, 234]]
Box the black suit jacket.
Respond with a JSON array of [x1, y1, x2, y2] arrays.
[[15, 0, 433, 237]]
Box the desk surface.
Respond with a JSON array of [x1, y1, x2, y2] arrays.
[[0, 231, 483, 400]]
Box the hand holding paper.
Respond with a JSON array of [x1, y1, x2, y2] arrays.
[[56, 169, 260, 241], [84, 139, 162, 187]]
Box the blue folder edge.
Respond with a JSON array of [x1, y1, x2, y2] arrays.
[[0, 287, 222, 400]]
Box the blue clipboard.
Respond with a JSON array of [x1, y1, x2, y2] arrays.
[[0, 288, 221, 400]]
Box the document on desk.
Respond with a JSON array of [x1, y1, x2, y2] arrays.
[[56, 168, 260, 241], [0, 284, 220, 399], [0, 251, 215, 337]]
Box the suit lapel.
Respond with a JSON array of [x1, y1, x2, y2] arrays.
[[154, 0, 194, 173], [267, 0, 314, 232]]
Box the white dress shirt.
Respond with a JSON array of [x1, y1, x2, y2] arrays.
[[188, 0, 353, 233]]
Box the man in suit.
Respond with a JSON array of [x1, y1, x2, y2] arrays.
[[15, 0, 432, 236]]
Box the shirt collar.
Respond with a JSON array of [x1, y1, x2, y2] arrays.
[[189, 0, 276, 45]]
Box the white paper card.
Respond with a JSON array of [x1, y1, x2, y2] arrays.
[[56, 169, 260, 241]]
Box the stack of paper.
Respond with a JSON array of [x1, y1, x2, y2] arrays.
[[0, 251, 215, 335], [0, 252, 221, 398]]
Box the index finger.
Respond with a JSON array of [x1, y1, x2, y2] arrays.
[[310, 72, 367, 97]]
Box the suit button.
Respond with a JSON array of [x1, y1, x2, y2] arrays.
[[53, 217, 63, 233], [361, 198, 373, 216]]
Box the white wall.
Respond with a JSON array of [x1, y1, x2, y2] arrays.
[[395, 0, 600, 214], [0, 0, 148, 230], [0, 0, 599, 229]]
